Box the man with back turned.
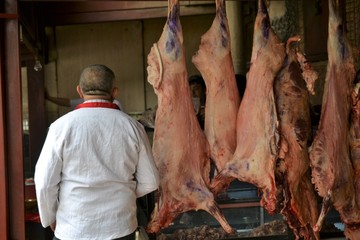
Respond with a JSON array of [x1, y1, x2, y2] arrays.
[[35, 64, 159, 240]]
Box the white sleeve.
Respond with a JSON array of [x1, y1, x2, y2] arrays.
[[134, 125, 159, 198], [34, 126, 63, 227]]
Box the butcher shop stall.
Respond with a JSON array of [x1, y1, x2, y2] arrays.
[[118, 0, 360, 238], [2, 0, 360, 239]]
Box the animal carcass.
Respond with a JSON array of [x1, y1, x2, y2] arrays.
[[351, 78, 360, 210], [274, 36, 319, 240], [309, 0, 360, 238], [192, 0, 240, 176], [211, 0, 285, 214], [146, 0, 233, 234]]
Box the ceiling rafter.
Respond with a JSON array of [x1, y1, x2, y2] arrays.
[[20, 1, 216, 26]]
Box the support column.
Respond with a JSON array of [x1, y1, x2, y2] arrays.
[[2, 0, 25, 239], [0, 4, 9, 239], [226, 1, 245, 75]]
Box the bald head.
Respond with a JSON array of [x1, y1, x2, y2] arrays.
[[79, 64, 115, 96]]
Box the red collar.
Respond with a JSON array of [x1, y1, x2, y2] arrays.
[[75, 101, 120, 110]]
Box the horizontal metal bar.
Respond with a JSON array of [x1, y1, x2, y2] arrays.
[[219, 201, 260, 209]]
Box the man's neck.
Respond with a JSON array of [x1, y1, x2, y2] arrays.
[[83, 95, 112, 101]]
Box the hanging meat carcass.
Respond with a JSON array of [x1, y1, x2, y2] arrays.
[[351, 71, 360, 210], [274, 36, 319, 240], [309, 0, 360, 238], [145, 0, 233, 234], [211, 0, 285, 214], [350, 74, 360, 239], [192, 0, 240, 177]]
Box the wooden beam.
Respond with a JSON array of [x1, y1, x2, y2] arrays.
[[33, 1, 215, 13], [0, 6, 9, 240], [35, 1, 170, 13], [0, 13, 18, 19], [42, 5, 215, 26], [4, 0, 25, 239], [19, 0, 216, 2]]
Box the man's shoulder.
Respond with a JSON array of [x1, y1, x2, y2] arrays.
[[49, 111, 77, 128], [119, 112, 145, 129]]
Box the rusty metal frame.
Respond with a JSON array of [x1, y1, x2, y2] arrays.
[[0, 0, 25, 239]]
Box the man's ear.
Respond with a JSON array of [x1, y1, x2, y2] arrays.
[[111, 87, 118, 100], [76, 85, 84, 98]]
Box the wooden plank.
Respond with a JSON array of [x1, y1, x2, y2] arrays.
[[5, 0, 25, 239], [43, 5, 215, 25], [21, 0, 213, 1], [36, 1, 214, 14], [0, 8, 9, 240], [36, 1, 169, 13], [0, 13, 18, 19]]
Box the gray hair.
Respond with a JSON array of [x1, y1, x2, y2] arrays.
[[79, 64, 115, 96]]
